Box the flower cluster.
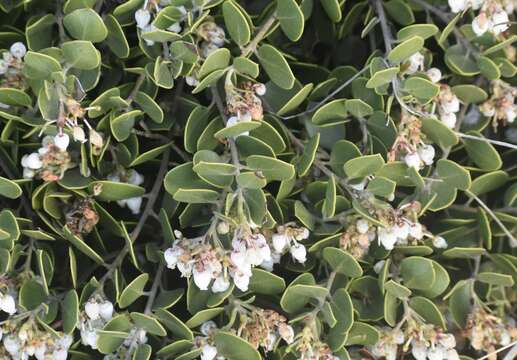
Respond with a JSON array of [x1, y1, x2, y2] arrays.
[[464, 307, 516, 358], [21, 134, 73, 181], [1, 320, 73, 360], [79, 296, 114, 349], [135, 1, 187, 46], [0, 42, 26, 90], [480, 80, 517, 130], [389, 113, 436, 170], [165, 226, 276, 292], [449, 0, 512, 36], [65, 197, 100, 236], [237, 309, 295, 351], [56, 97, 104, 149], [197, 21, 227, 58], [371, 319, 460, 360], [271, 223, 309, 266], [107, 168, 145, 214], [347, 202, 447, 252], [224, 81, 266, 137], [294, 325, 340, 360], [437, 85, 461, 129]]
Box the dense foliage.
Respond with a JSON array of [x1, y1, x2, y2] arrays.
[[0, 0, 516, 359]]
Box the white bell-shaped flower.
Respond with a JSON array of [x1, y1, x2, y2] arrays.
[[448, 0, 467, 13], [0, 294, 16, 315], [409, 222, 424, 240], [426, 68, 442, 83], [254, 83, 266, 96], [378, 227, 398, 250], [22, 153, 42, 170], [411, 341, 428, 360], [99, 301, 114, 321], [135, 9, 151, 29], [201, 344, 218, 360], [418, 144, 435, 166], [232, 271, 250, 291], [427, 346, 445, 360], [441, 111, 457, 129], [491, 10, 510, 35], [472, 13, 491, 36], [356, 218, 369, 234], [126, 197, 143, 215], [433, 236, 448, 248], [53, 349, 68, 360], [54, 133, 70, 151], [404, 152, 421, 169], [73, 126, 87, 143], [272, 233, 288, 253], [85, 301, 100, 320], [211, 275, 230, 293], [290, 243, 306, 264], [193, 267, 212, 290]]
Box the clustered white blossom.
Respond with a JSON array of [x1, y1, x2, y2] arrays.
[[107, 168, 145, 214], [465, 307, 516, 357], [342, 202, 447, 254], [480, 80, 517, 129], [449, 0, 512, 36], [79, 296, 115, 349], [1, 322, 73, 360], [437, 85, 461, 129], [271, 223, 309, 267], [195, 313, 294, 360], [21, 134, 73, 181], [371, 320, 460, 360], [0, 42, 26, 91], [389, 112, 437, 170], [135, 0, 187, 46], [224, 81, 267, 137], [164, 226, 275, 292]]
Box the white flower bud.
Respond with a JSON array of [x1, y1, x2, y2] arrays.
[[217, 221, 230, 235], [290, 243, 307, 264], [433, 236, 448, 249], [426, 67, 442, 83], [406, 52, 424, 74], [272, 234, 288, 253], [23, 167, 35, 179], [356, 218, 369, 234], [418, 144, 435, 166], [85, 301, 100, 320], [73, 126, 86, 143], [9, 42, 26, 59], [254, 83, 266, 96], [445, 349, 460, 360], [186, 76, 199, 86], [54, 133, 70, 151], [373, 260, 386, 274], [211, 275, 230, 293], [99, 301, 114, 321], [394, 222, 410, 240], [201, 320, 217, 336], [439, 333, 456, 349], [411, 342, 428, 360], [4, 335, 20, 354], [23, 153, 42, 170], [404, 152, 421, 169], [135, 9, 151, 29], [81, 329, 98, 349], [441, 111, 457, 129]]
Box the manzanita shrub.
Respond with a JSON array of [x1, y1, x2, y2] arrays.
[[0, 0, 516, 359]]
